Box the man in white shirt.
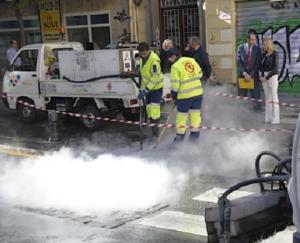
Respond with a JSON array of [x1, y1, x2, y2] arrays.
[[7, 40, 21, 67]]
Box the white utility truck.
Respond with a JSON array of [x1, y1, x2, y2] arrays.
[[2, 42, 171, 130]]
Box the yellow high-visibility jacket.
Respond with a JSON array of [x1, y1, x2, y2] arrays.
[[140, 51, 163, 91], [171, 57, 204, 99]]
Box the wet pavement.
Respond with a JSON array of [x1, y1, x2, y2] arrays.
[[0, 86, 298, 243]]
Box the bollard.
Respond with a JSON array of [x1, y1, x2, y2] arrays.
[[48, 110, 59, 142]]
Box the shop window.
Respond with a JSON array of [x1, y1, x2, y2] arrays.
[[92, 26, 111, 49], [65, 12, 111, 50], [67, 28, 89, 49], [24, 19, 40, 28], [0, 17, 40, 69], [91, 14, 109, 25], [26, 31, 42, 44], [0, 20, 19, 29], [0, 18, 40, 29], [66, 15, 88, 26]]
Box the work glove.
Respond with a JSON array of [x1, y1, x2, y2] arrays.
[[138, 89, 149, 100], [171, 91, 177, 101]]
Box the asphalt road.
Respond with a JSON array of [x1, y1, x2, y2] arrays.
[[0, 85, 298, 243]]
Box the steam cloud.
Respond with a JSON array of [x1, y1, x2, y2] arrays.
[[0, 149, 186, 215], [0, 86, 291, 217]]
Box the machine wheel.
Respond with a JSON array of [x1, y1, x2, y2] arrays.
[[17, 98, 37, 124], [79, 104, 101, 131]]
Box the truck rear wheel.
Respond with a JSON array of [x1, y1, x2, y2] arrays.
[[17, 98, 37, 124], [79, 104, 101, 131]]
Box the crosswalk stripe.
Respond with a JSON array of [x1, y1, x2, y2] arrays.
[[139, 210, 207, 236], [193, 187, 254, 204]]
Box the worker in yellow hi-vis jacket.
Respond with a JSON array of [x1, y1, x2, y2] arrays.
[[137, 42, 164, 137], [167, 48, 204, 143]]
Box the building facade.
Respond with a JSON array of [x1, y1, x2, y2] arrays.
[[0, 0, 131, 67], [1, 0, 299, 94], [204, 0, 300, 94]]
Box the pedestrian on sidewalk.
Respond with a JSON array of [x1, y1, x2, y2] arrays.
[[159, 39, 174, 74], [184, 36, 212, 83], [167, 48, 204, 143], [260, 38, 280, 124], [6, 40, 21, 68], [237, 29, 261, 111]]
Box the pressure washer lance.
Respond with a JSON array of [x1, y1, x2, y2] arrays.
[[139, 92, 144, 151], [127, 72, 146, 151], [153, 103, 177, 149]]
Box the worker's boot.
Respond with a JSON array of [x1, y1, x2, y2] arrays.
[[173, 133, 185, 143], [190, 132, 200, 143], [150, 119, 160, 137]]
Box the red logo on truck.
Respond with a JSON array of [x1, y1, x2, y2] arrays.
[[107, 82, 112, 91]]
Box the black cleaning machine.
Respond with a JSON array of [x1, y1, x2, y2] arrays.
[[205, 151, 292, 243], [205, 113, 300, 243]]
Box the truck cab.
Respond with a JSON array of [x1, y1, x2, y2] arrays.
[[3, 42, 83, 109]]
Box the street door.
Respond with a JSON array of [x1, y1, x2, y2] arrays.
[[160, 0, 199, 50]]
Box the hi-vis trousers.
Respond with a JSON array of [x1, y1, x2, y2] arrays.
[[146, 89, 163, 120], [176, 95, 203, 135]]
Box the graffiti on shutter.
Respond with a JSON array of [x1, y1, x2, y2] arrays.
[[257, 26, 300, 85]]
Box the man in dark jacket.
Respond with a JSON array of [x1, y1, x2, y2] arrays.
[[185, 36, 212, 81], [237, 29, 261, 111]]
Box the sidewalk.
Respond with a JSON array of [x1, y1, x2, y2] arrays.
[[278, 94, 300, 130]]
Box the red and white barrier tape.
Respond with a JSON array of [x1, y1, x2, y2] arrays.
[[21, 101, 295, 134], [1, 95, 294, 134], [215, 92, 300, 108]]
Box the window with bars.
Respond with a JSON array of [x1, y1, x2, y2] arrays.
[[160, 0, 198, 8], [160, 1, 199, 50]]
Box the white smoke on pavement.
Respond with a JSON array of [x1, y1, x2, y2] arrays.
[[145, 85, 290, 178], [0, 148, 186, 215], [258, 226, 295, 243], [0, 85, 291, 217]]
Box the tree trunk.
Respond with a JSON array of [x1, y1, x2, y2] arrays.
[[14, 3, 26, 47]]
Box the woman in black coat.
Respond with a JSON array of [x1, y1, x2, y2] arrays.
[[260, 38, 280, 124]]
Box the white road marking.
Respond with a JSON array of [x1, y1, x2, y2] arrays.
[[193, 187, 254, 204], [139, 210, 207, 236]]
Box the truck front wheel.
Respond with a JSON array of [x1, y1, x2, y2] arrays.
[[79, 104, 101, 131], [17, 98, 37, 124]]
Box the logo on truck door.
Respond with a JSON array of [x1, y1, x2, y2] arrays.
[[9, 74, 21, 87]]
